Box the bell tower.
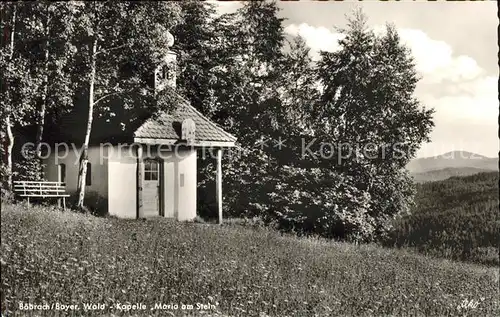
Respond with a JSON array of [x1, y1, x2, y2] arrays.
[[154, 31, 176, 91]]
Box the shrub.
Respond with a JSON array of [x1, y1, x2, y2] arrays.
[[1, 184, 14, 203], [68, 190, 108, 217], [12, 144, 45, 182]]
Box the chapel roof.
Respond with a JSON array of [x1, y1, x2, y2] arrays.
[[134, 97, 237, 144]]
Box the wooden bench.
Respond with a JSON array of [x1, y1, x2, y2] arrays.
[[13, 181, 70, 210]]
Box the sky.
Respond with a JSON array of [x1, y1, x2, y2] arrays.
[[212, 0, 498, 158]]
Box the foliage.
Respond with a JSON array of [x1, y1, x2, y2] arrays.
[[16, 2, 79, 124], [68, 190, 108, 217], [59, 1, 182, 207], [1, 203, 498, 316], [1, 2, 183, 204], [387, 172, 499, 266], [0, 2, 78, 189], [12, 145, 45, 182], [172, 0, 218, 117], [1, 3, 36, 190], [71, 1, 182, 129], [170, 6, 435, 242], [288, 13, 434, 240], [186, 1, 291, 219]]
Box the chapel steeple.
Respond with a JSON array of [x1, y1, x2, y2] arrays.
[[154, 31, 176, 91]]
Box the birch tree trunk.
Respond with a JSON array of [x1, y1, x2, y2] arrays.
[[6, 116, 14, 190], [5, 4, 17, 191], [76, 37, 97, 209]]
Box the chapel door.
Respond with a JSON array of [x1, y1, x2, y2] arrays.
[[143, 159, 161, 217]]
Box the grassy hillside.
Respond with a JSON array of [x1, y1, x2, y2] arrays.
[[1, 203, 499, 316], [389, 172, 499, 266]]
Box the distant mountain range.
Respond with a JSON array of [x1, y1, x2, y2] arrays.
[[407, 151, 498, 183]]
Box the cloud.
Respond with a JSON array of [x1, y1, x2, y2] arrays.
[[423, 75, 498, 124], [393, 28, 483, 84], [409, 74, 498, 158], [421, 76, 498, 124], [285, 22, 498, 157], [211, 1, 242, 15], [285, 23, 484, 84], [284, 23, 344, 59]]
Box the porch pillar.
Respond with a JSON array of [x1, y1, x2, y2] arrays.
[[136, 145, 144, 219], [216, 148, 223, 224]]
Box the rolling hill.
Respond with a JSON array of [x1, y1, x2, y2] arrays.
[[411, 167, 495, 183], [389, 171, 499, 266], [407, 151, 498, 183]]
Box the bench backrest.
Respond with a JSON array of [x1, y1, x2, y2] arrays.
[[13, 181, 67, 197]]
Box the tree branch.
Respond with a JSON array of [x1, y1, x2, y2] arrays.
[[96, 42, 133, 56], [94, 90, 122, 105]]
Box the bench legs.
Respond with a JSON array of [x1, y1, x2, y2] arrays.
[[18, 195, 67, 210], [57, 197, 67, 210]]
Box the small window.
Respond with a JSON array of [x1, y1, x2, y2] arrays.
[[156, 65, 168, 82], [86, 162, 92, 186], [162, 65, 169, 80], [58, 164, 66, 183], [144, 159, 158, 181], [161, 64, 175, 81]]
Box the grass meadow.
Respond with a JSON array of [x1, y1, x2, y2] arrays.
[[1, 203, 499, 316]]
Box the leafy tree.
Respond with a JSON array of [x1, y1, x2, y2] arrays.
[[0, 2, 18, 191], [25, 2, 78, 158], [0, 3, 44, 188], [313, 10, 434, 240], [172, 0, 218, 116], [214, 1, 287, 216], [181, 1, 290, 218], [71, 2, 181, 209], [16, 2, 79, 181], [1, 2, 79, 187]]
